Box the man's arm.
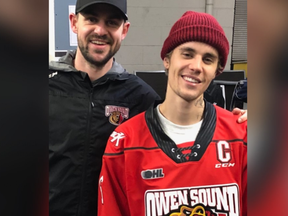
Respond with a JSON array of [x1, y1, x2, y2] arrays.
[[232, 108, 247, 123], [98, 132, 130, 216]]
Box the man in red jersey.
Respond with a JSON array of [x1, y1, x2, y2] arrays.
[[98, 11, 247, 216]]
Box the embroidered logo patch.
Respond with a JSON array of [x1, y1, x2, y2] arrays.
[[110, 131, 125, 147], [215, 141, 235, 168], [141, 168, 165, 180], [105, 105, 129, 126]]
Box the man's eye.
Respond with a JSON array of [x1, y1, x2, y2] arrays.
[[88, 17, 97, 22], [182, 53, 192, 58], [204, 58, 213, 63], [107, 20, 119, 26]]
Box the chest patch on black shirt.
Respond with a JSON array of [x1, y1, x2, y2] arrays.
[[105, 105, 129, 126]]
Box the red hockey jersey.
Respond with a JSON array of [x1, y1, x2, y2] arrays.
[[98, 102, 247, 216]]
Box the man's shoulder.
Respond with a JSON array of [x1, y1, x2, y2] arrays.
[[214, 105, 233, 116], [124, 74, 156, 89], [118, 73, 161, 98], [49, 50, 76, 74], [118, 111, 146, 130], [214, 105, 247, 136]]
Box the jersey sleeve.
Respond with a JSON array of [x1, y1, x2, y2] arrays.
[[98, 129, 130, 216]]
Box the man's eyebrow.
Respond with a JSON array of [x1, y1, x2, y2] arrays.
[[179, 47, 195, 53], [180, 47, 218, 59], [204, 52, 218, 59]]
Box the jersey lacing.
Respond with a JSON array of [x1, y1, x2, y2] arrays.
[[171, 144, 201, 160]]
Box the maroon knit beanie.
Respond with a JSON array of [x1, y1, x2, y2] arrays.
[[160, 11, 229, 74]]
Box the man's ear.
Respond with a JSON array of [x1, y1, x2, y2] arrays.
[[121, 22, 130, 40], [163, 57, 170, 69], [69, 13, 78, 34]]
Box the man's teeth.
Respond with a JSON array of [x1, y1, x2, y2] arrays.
[[183, 76, 199, 83], [91, 41, 106, 45]]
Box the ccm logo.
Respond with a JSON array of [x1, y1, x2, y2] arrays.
[[215, 163, 235, 168]]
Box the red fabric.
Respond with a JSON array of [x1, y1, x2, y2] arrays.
[[98, 106, 247, 216], [160, 11, 229, 75]]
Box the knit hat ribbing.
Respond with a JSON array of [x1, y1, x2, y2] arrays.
[[160, 11, 229, 74]]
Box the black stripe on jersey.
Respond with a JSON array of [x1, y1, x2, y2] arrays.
[[104, 147, 160, 156], [212, 139, 247, 146], [145, 100, 216, 163], [104, 152, 124, 156], [124, 147, 160, 151]]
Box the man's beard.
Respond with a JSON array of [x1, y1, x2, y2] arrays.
[[78, 36, 120, 68]]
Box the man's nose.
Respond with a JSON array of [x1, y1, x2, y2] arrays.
[[188, 55, 203, 73], [93, 20, 107, 36]]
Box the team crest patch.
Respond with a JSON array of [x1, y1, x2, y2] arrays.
[[166, 203, 217, 216], [105, 105, 129, 126]]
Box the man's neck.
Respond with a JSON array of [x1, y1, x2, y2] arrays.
[[159, 94, 205, 126], [74, 49, 113, 81]]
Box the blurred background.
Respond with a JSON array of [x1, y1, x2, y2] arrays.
[[248, 0, 288, 214], [0, 0, 48, 216]]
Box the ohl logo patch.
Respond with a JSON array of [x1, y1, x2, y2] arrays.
[[105, 105, 129, 126], [141, 168, 164, 180]]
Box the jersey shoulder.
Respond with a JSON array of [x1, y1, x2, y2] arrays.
[[105, 112, 153, 154], [214, 105, 247, 142]]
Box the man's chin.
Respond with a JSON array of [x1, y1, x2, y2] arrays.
[[88, 56, 111, 67], [81, 47, 115, 67]]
